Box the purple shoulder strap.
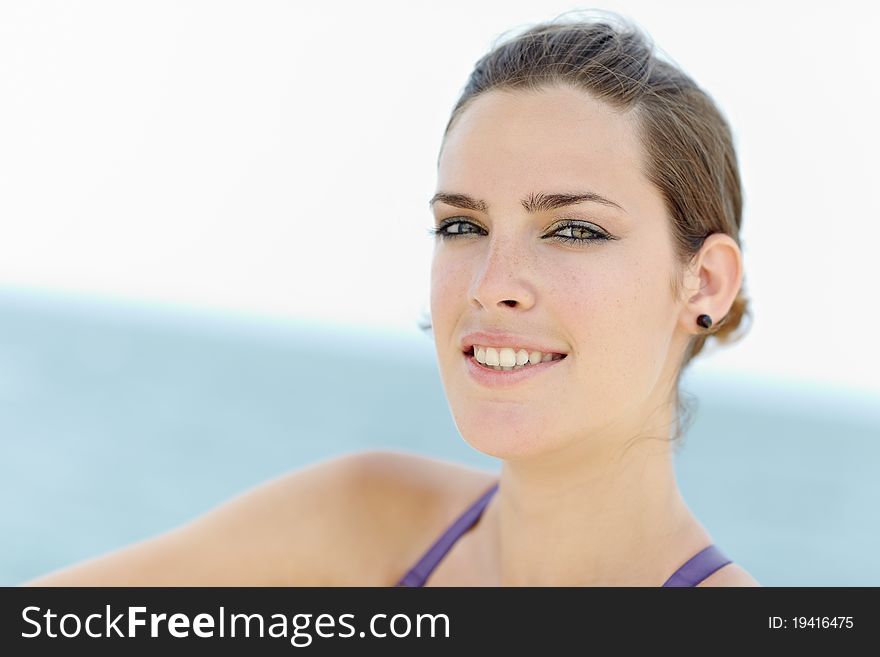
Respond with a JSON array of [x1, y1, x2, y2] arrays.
[[396, 481, 499, 587], [661, 544, 733, 587]]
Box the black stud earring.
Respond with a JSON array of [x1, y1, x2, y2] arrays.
[[696, 314, 713, 329]]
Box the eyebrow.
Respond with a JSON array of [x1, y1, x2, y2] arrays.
[[428, 190, 626, 214]]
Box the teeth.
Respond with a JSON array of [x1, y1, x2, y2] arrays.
[[473, 345, 563, 370]]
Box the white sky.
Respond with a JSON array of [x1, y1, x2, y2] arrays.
[[1, 0, 878, 399]]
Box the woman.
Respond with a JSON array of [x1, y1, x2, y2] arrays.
[[26, 13, 759, 587]]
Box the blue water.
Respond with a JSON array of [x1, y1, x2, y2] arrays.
[[1, 288, 878, 586]]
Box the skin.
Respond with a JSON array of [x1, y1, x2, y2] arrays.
[[429, 82, 750, 585]]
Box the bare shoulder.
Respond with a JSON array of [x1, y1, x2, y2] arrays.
[[344, 450, 500, 582], [351, 449, 498, 505], [22, 449, 496, 587], [697, 562, 762, 587]]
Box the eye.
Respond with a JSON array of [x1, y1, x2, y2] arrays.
[[427, 219, 483, 239], [551, 220, 612, 245], [428, 218, 614, 246]]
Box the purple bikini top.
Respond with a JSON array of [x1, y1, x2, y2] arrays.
[[396, 481, 732, 587]]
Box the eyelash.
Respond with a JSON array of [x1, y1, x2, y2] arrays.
[[428, 218, 613, 246]]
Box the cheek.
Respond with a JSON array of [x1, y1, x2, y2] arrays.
[[429, 252, 463, 320], [561, 253, 675, 408], [429, 250, 475, 352]]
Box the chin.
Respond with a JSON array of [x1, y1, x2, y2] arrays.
[[452, 413, 565, 461]]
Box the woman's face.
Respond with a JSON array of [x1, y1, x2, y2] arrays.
[[430, 84, 690, 461]]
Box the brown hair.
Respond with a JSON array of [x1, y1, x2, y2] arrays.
[[420, 10, 752, 445]]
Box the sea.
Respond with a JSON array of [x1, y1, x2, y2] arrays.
[[1, 288, 877, 586]]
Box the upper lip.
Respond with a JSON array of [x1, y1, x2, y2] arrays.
[[460, 330, 569, 356]]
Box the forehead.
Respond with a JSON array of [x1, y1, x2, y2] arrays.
[[438, 85, 648, 207]]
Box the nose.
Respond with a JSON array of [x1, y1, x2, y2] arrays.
[[468, 237, 536, 312]]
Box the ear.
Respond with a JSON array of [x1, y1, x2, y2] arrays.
[[678, 233, 743, 333]]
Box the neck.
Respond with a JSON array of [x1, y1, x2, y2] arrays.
[[478, 427, 710, 586]]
